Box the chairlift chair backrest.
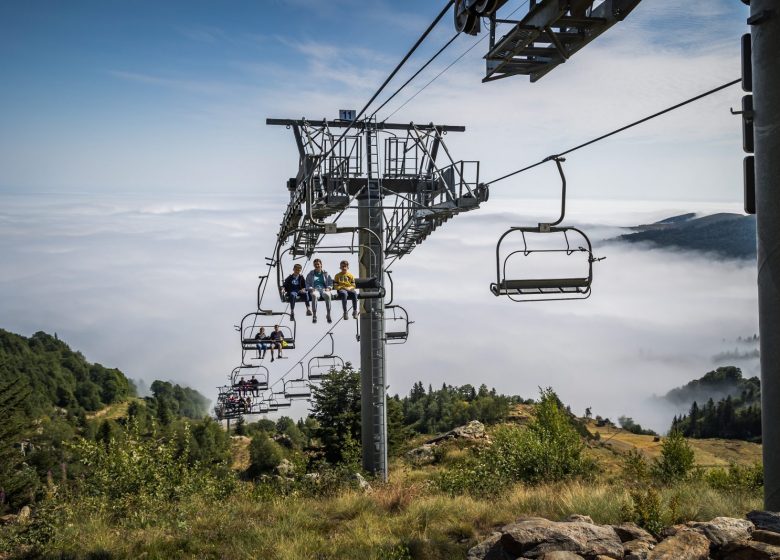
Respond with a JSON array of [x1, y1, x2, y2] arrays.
[[308, 355, 345, 380]]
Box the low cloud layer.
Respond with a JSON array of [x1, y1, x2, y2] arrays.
[[0, 194, 757, 432]]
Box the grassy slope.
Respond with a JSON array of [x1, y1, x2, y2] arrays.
[[584, 420, 762, 476]]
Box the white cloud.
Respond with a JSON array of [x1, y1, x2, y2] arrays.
[[0, 194, 758, 433]]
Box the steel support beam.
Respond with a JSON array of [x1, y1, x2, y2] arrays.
[[266, 118, 465, 133], [752, 0, 780, 511]]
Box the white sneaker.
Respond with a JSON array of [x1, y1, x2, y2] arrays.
[[352, 310, 359, 319], [343, 311, 348, 320]]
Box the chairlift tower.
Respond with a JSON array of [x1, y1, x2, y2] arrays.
[[749, 0, 780, 511], [267, 117, 487, 480]]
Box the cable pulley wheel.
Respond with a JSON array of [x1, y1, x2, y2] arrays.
[[454, 0, 479, 35], [473, 0, 499, 15]]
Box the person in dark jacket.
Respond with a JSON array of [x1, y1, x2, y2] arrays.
[[283, 263, 311, 321]]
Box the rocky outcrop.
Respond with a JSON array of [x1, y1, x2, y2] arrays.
[[407, 421, 488, 466], [405, 444, 436, 466], [468, 513, 780, 560], [426, 420, 488, 445]]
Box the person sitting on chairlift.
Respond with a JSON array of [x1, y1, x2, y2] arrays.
[[236, 377, 247, 397], [283, 263, 311, 322], [269, 324, 285, 362], [250, 375, 260, 396], [254, 327, 271, 359], [305, 258, 333, 324], [333, 260, 359, 320]]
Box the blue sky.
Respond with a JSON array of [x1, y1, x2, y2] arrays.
[[0, 0, 749, 199]]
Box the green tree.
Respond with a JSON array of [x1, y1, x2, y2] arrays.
[[248, 433, 284, 476], [0, 374, 38, 512], [653, 430, 695, 483], [309, 365, 362, 464]]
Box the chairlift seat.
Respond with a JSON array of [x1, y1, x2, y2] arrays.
[[491, 277, 591, 296], [242, 337, 295, 350], [385, 331, 408, 341]]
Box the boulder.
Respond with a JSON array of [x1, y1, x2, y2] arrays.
[[624, 538, 654, 560], [353, 472, 372, 492], [748, 512, 780, 535], [718, 540, 780, 559], [612, 523, 656, 544], [452, 420, 488, 439], [274, 458, 295, 477], [686, 516, 753, 549], [566, 515, 594, 525], [406, 444, 436, 466], [467, 532, 513, 560], [647, 529, 710, 560], [499, 517, 623, 559], [427, 421, 487, 444], [753, 530, 780, 548]]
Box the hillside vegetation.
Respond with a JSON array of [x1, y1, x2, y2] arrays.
[[0, 330, 766, 559]]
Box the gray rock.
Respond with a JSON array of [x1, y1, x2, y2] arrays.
[[566, 515, 594, 525], [499, 517, 623, 559], [427, 420, 487, 444], [406, 444, 436, 466], [539, 552, 584, 559], [274, 458, 295, 477], [624, 538, 654, 560], [647, 529, 710, 560], [686, 516, 753, 548], [753, 530, 780, 548], [468, 532, 512, 560], [612, 523, 656, 544], [748, 512, 780, 535], [353, 472, 372, 492], [718, 539, 780, 559]]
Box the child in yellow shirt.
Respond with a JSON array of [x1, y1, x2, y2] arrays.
[[333, 260, 359, 319]]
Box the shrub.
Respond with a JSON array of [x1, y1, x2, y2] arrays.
[[622, 449, 650, 483], [436, 388, 592, 496], [623, 487, 664, 536], [705, 463, 763, 494], [248, 433, 284, 476], [652, 430, 695, 483]]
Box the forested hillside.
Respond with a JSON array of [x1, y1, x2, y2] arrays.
[[0, 329, 134, 416], [666, 366, 761, 442], [0, 329, 220, 514], [613, 213, 756, 259]]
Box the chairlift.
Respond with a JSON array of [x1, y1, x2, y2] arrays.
[[307, 334, 345, 380], [269, 392, 293, 408], [239, 311, 295, 364], [275, 229, 386, 306], [490, 157, 602, 302], [283, 364, 313, 399], [231, 365, 269, 395], [385, 304, 412, 344]]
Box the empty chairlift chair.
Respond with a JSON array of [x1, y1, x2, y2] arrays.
[[385, 304, 411, 344], [490, 157, 601, 302], [307, 333, 344, 380], [283, 365, 313, 399]]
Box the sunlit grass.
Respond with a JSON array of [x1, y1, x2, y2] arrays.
[[14, 476, 762, 560]]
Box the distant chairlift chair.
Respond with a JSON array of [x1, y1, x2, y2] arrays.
[[307, 333, 345, 380]]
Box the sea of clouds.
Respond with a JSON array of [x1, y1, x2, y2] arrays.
[[0, 193, 758, 432]]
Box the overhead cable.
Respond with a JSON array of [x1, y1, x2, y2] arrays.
[[485, 78, 741, 186], [382, 0, 530, 122]]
